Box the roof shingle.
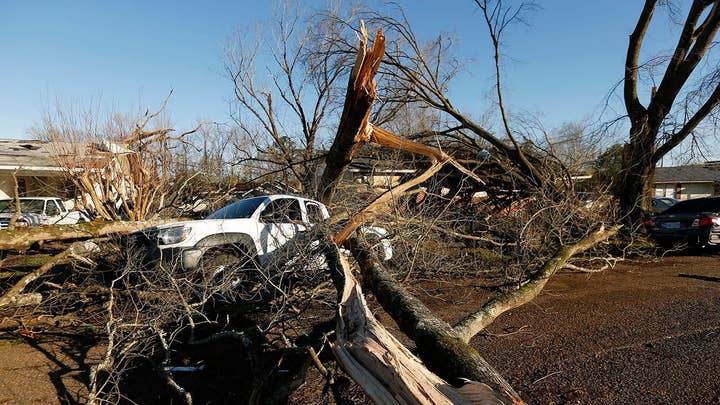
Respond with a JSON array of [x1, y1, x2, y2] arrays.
[[654, 165, 720, 183]]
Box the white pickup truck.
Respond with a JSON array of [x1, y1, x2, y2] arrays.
[[0, 197, 86, 229], [132, 194, 392, 270]]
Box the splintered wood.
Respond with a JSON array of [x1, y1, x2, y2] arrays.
[[331, 252, 502, 405]]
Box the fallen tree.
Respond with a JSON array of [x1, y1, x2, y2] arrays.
[[333, 225, 618, 403], [0, 219, 172, 251], [324, 240, 513, 404], [315, 21, 621, 403]]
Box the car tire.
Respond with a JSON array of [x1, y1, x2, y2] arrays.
[[197, 245, 256, 287]]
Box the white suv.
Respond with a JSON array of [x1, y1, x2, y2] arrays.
[[133, 194, 392, 270]]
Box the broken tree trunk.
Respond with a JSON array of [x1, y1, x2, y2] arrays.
[[318, 23, 385, 205], [346, 238, 523, 403], [0, 219, 172, 251], [323, 240, 513, 404]]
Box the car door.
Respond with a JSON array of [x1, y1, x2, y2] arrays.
[[50, 199, 78, 224], [258, 198, 304, 256]]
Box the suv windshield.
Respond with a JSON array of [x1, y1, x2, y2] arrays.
[[0, 199, 45, 214], [662, 197, 720, 214], [207, 197, 267, 219]]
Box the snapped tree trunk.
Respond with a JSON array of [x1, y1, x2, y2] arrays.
[[346, 238, 523, 403], [322, 238, 517, 404], [318, 24, 385, 204]]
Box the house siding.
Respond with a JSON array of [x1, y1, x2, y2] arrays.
[[653, 182, 715, 200], [683, 183, 714, 199]]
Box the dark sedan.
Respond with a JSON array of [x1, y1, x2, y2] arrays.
[[645, 197, 720, 248]]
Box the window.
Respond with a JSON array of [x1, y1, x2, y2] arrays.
[[0, 199, 43, 214], [17, 179, 26, 197], [55, 199, 69, 214], [305, 203, 324, 223], [663, 197, 720, 214], [207, 197, 266, 219], [260, 198, 302, 223], [19, 199, 44, 214], [45, 201, 60, 216]]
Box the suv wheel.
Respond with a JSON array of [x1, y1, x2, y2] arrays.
[[197, 245, 256, 286]]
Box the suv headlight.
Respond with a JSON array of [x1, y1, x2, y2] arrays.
[[158, 226, 191, 245]]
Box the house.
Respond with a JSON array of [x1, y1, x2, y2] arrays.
[[0, 139, 121, 200], [653, 164, 720, 200], [313, 145, 421, 190], [345, 153, 419, 188]]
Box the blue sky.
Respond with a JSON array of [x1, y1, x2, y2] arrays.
[[0, 1, 683, 142]]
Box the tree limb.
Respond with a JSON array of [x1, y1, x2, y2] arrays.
[[0, 240, 96, 307], [652, 0, 720, 113], [453, 225, 621, 342], [0, 219, 173, 251], [624, 0, 656, 120], [8, 169, 21, 230], [653, 81, 720, 163], [333, 160, 446, 244]]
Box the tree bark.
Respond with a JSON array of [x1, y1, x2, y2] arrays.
[[8, 170, 21, 230], [618, 0, 720, 224], [0, 220, 172, 251], [618, 126, 657, 224]]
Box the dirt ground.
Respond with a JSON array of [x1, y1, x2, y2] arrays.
[[3, 253, 720, 404], [404, 253, 720, 404]]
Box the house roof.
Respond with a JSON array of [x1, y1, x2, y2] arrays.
[[654, 165, 720, 183], [0, 139, 127, 175]]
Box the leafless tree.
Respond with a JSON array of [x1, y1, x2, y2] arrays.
[[619, 0, 720, 223], [34, 93, 201, 221], [224, 3, 350, 193], [1, 3, 651, 404]]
